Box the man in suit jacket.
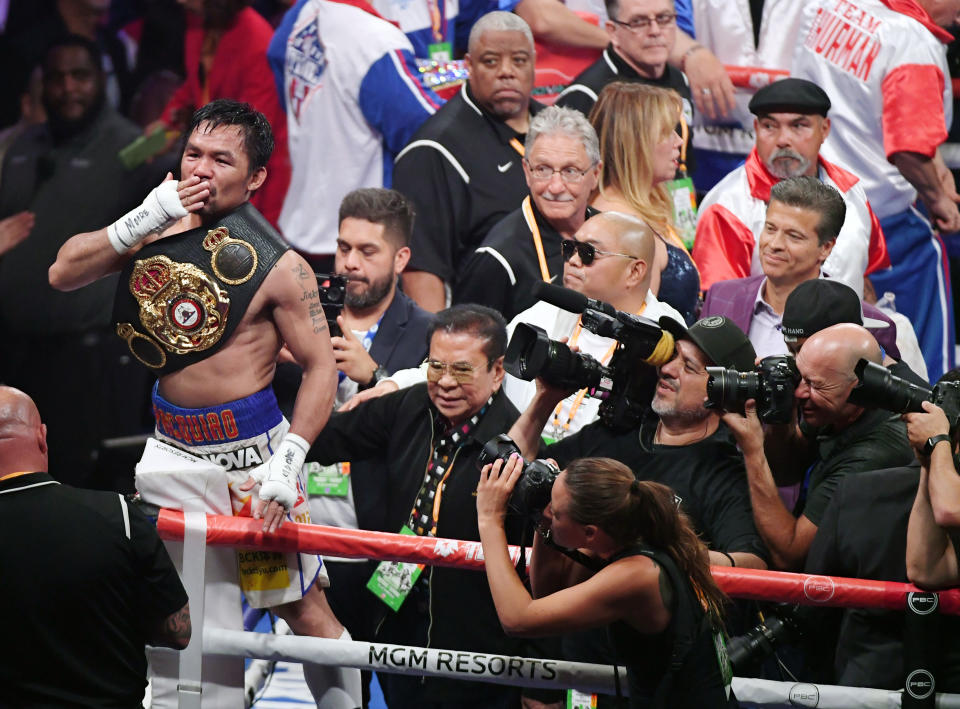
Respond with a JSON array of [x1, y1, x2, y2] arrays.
[[313, 187, 434, 652], [701, 176, 901, 362]]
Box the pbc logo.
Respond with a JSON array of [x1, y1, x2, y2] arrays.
[[906, 670, 935, 700], [788, 683, 819, 707], [802, 575, 835, 603]]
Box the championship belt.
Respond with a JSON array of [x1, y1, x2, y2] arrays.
[[113, 203, 288, 375]]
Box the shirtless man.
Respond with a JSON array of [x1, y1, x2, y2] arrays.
[[50, 99, 359, 709]]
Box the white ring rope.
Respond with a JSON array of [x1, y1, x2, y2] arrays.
[[204, 628, 960, 707]]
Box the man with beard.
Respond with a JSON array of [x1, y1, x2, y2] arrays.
[[693, 78, 889, 297], [0, 35, 165, 487]]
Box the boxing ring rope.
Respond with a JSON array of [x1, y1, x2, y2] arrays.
[[156, 509, 960, 614], [156, 509, 960, 707]]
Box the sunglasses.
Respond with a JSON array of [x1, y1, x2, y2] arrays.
[[425, 358, 492, 384], [560, 239, 637, 266]]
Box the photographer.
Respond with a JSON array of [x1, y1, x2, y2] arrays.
[[510, 315, 769, 570], [723, 323, 914, 570], [476, 455, 738, 708], [905, 382, 960, 589]]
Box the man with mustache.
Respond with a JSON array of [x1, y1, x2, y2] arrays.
[[694, 78, 889, 298], [453, 105, 601, 321]]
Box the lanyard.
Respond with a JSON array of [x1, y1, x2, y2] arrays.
[[0, 471, 32, 482], [427, 0, 446, 43], [509, 138, 525, 156], [678, 115, 689, 175], [521, 196, 552, 283], [550, 303, 647, 433]]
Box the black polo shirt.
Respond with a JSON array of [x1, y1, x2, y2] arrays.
[[0, 472, 187, 708], [393, 83, 545, 283], [453, 197, 597, 320], [555, 45, 695, 174]]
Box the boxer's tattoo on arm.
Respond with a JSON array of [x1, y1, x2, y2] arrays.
[[292, 262, 327, 334], [154, 603, 191, 648]]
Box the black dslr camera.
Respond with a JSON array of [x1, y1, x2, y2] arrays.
[[705, 355, 799, 424], [726, 603, 806, 670], [849, 359, 960, 432], [314, 272, 347, 337], [504, 284, 676, 431], [476, 434, 559, 518]]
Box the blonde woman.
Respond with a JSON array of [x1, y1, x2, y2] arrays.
[[589, 82, 700, 323]]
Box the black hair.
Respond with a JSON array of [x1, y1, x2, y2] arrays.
[[426, 304, 507, 364], [42, 35, 103, 76], [770, 175, 846, 245], [338, 188, 415, 248], [187, 98, 274, 172]]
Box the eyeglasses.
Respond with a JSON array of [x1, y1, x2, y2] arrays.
[[526, 162, 594, 184], [610, 11, 677, 31], [426, 358, 491, 384], [561, 239, 637, 265]]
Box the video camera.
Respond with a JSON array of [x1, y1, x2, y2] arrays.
[[849, 359, 960, 432], [476, 434, 559, 518], [504, 283, 676, 431], [705, 355, 800, 425], [313, 272, 347, 337]]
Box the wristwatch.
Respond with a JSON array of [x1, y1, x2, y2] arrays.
[[360, 364, 389, 391], [923, 433, 952, 456]]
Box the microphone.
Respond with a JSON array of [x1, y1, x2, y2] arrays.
[[531, 282, 616, 316]]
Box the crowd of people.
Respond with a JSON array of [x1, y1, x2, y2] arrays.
[[3, 0, 960, 707]]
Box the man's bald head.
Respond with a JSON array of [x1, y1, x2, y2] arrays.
[[795, 324, 880, 429], [803, 323, 882, 379], [602, 212, 656, 271], [0, 387, 48, 474]]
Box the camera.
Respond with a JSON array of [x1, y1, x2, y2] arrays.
[[503, 284, 676, 431], [705, 355, 799, 424], [849, 359, 960, 432], [726, 603, 805, 670], [314, 272, 347, 337], [476, 434, 559, 517]]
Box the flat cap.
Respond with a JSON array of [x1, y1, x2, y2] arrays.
[[748, 78, 831, 117]]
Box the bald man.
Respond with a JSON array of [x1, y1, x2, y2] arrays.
[[0, 387, 190, 707], [723, 324, 914, 569], [502, 211, 684, 437]]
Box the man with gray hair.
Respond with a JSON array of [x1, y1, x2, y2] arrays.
[[454, 105, 601, 320], [394, 11, 543, 312]]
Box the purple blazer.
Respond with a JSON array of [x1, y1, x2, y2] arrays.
[[701, 275, 901, 360]]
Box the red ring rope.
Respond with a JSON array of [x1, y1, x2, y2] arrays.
[[156, 509, 960, 614]]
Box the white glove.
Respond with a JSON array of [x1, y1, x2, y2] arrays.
[[253, 433, 309, 511], [107, 179, 188, 254]]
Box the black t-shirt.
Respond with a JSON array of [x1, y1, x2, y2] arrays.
[[454, 198, 596, 321], [0, 473, 187, 708], [393, 83, 545, 283], [546, 417, 769, 562], [805, 465, 960, 690], [555, 46, 695, 175]]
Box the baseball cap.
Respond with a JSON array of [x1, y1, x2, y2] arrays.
[[658, 315, 757, 371], [781, 279, 889, 342], [748, 78, 831, 117]]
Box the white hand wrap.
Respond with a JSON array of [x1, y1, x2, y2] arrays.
[[107, 180, 188, 254], [257, 433, 309, 511]]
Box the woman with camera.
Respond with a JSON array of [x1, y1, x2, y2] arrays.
[[477, 455, 737, 708]]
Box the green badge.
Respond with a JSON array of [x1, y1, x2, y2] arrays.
[[305, 461, 350, 497], [567, 689, 596, 708], [428, 41, 452, 63], [665, 176, 698, 250], [713, 630, 734, 698], [367, 526, 424, 611]]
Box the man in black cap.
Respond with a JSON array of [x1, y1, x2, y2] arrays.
[[509, 313, 769, 571], [781, 278, 929, 385], [693, 77, 888, 298]]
